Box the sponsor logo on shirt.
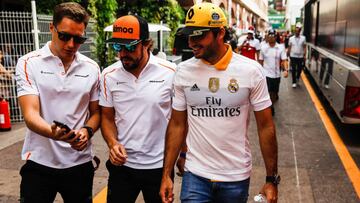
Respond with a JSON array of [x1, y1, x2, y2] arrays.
[[190, 84, 200, 91], [116, 81, 126, 85], [228, 78, 239, 93], [190, 96, 241, 117], [74, 74, 89, 78], [149, 80, 165, 83], [208, 77, 219, 93], [40, 70, 54, 75]]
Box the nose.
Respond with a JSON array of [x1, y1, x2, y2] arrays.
[[188, 37, 196, 49], [119, 49, 129, 58], [67, 37, 76, 48]]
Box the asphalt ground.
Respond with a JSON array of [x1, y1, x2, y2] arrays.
[[0, 72, 359, 203]]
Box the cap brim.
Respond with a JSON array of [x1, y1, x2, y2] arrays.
[[178, 26, 211, 36], [106, 38, 138, 44]]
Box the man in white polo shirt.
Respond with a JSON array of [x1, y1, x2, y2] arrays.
[[160, 3, 279, 203], [288, 23, 306, 88], [15, 3, 100, 203], [99, 15, 176, 203], [259, 29, 288, 115]]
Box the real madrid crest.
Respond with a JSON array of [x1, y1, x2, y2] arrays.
[[228, 78, 239, 93], [208, 77, 220, 93]]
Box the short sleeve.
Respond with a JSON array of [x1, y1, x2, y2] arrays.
[[90, 68, 100, 101], [171, 68, 187, 111], [250, 68, 272, 111], [99, 71, 114, 107], [15, 57, 39, 97]]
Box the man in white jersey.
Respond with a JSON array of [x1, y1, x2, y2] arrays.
[[288, 23, 306, 88], [259, 29, 288, 115], [160, 3, 279, 203], [100, 15, 176, 203], [15, 2, 100, 203]]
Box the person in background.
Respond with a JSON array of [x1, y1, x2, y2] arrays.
[[100, 15, 176, 203], [160, 3, 279, 203], [237, 26, 261, 60], [258, 29, 288, 115], [288, 23, 306, 88], [16, 3, 100, 202]]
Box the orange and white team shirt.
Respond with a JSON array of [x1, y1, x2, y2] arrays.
[[99, 54, 176, 169], [172, 45, 271, 181], [15, 42, 100, 169]]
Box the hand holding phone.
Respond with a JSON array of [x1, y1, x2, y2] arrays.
[[53, 120, 75, 139]]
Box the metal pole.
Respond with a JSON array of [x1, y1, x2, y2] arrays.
[[31, 0, 39, 50], [160, 20, 163, 52], [228, 0, 232, 27]]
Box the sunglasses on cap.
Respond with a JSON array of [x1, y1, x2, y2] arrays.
[[54, 27, 87, 44], [112, 40, 142, 52]]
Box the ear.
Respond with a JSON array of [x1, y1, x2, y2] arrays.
[[49, 22, 54, 32], [217, 27, 226, 41]]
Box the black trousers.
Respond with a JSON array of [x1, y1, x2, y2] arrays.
[[290, 57, 304, 83], [20, 160, 94, 203], [106, 160, 163, 203]]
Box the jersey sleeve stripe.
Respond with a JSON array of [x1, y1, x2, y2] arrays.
[[24, 54, 41, 86], [103, 68, 117, 100], [158, 62, 176, 72]]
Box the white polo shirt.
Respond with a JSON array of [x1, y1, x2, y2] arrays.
[[259, 43, 287, 78], [15, 41, 100, 169], [173, 45, 272, 181], [99, 54, 176, 169], [289, 35, 306, 58]]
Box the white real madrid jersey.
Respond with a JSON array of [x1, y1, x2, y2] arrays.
[[173, 46, 272, 181]]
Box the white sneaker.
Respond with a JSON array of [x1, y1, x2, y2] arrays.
[[324, 85, 329, 89], [292, 83, 297, 88]]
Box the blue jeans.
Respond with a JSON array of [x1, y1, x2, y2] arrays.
[[180, 171, 249, 203]]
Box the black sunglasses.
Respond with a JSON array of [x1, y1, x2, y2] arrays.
[[54, 27, 87, 44]]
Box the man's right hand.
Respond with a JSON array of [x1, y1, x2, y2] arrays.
[[109, 143, 127, 166], [51, 123, 78, 142], [160, 175, 174, 203]]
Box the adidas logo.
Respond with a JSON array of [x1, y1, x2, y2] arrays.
[[190, 84, 200, 91]]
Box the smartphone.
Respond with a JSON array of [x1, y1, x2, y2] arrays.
[[53, 120, 75, 139]]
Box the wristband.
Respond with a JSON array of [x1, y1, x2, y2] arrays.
[[179, 152, 186, 158], [82, 126, 94, 139]]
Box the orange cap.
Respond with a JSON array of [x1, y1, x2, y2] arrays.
[[107, 15, 149, 44]]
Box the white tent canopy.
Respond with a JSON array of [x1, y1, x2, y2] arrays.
[[104, 23, 171, 32]]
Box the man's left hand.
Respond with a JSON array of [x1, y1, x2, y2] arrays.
[[260, 183, 278, 203], [70, 128, 89, 151]]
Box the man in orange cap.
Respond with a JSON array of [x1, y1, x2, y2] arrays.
[[100, 15, 176, 203], [160, 2, 279, 203]]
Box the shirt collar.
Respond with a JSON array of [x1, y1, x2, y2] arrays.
[[41, 41, 80, 62], [201, 44, 233, 71]]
